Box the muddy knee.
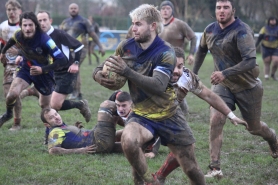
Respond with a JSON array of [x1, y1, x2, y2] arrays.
[[98, 100, 117, 122]]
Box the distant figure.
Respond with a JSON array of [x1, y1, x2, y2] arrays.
[[256, 17, 278, 80], [88, 15, 100, 65], [60, 3, 105, 100], [0, 0, 22, 130]]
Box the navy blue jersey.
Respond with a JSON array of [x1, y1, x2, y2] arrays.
[[115, 36, 177, 120]]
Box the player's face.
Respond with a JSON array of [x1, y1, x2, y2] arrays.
[[170, 57, 184, 83], [131, 19, 152, 43], [6, 4, 21, 23], [215, 1, 235, 26], [160, 5, 173, 19], [21, 18, 36, 39], [115, 100, 132, 118], [37, 12, 52, 32], [269, 19, 277, 26], [44, 109, 63, 127], [69, 4, 79, 17]]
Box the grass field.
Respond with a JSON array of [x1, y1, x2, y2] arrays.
[[0, 51, 277, 185]]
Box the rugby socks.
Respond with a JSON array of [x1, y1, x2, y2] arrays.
[[60, 100, 83, 110], [6, 100, 16, 116], [14, 118, 21, 125], [156, 152, 179, 178]]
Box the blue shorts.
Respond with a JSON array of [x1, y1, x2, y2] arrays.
[[261, 45, 278, 59], [127, 107, 195, 146], [16, 65, 55, 96]]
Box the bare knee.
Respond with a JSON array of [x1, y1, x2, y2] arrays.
[[210, 111, 226, 127], [6, 91, 18, 104]]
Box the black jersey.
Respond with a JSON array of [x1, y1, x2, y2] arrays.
[[47, 26, 84, 71]]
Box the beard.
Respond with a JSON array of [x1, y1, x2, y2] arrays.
[[135, 28, 151, 43], [217, 11, 234, 25]]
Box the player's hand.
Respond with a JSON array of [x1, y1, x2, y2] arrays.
[[30, 66, 43, 75], [106, 55, 128, 76], [94, 70, 116, 89], [211, 71, 225, 85], [99, 48, 105, 56], [0, 54, 7, 67], [229, 116, 248, 129], [15, 56, 23, 65], [75, 121, 84, 129], [186, 54, 195, 65], [68, 63, 79, 73], [84, 145, 97, 154], [145, 152, 156, 159]]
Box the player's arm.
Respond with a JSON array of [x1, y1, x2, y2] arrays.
[[86, 20, 105, 56], [48, 145, 97, 155], [40, 39, 68, 73], [192, 33, 208, 75], [195, 84, 247, 128]]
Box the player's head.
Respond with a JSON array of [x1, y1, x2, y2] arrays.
[[268, 17, 277, 26], [5, 0, 22, 23], [170, 47, 184, 83], [41, 108, 63, 128], [37, 10, 53, 33], [160, 1, 174, 19], [215, 0, 235, 26], [115, 91, 133, 118], [129, 4, 163, 41], [69, 3, 79, 17], [20, 11, 43, 38]]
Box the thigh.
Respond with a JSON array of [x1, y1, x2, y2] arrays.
[[122, 121, 153, 146], [50, 92, 67, 109], [168, 144, 198, 168], [9, 77, 30, 96], [39, 94, 52, 109]]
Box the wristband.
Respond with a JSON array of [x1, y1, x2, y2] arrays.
[[74, 61, 79, 65], [227, 112, 236, 119]]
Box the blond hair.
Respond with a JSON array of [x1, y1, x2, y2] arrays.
[[129, 4, 163, 34]]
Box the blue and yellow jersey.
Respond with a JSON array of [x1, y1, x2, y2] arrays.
[[115, 36, 178, 121], [12, 30, 64, 68], [60, 15, 94, 46], [48, 125, 94, 150], [259, 25, 278, 48], [199, 18, 258, 93]]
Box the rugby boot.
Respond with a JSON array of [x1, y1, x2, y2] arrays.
[[79, 99, 92, 122], [9, 124, 21, 131], [271, 74, 278, 81], [0, 112, 13, 127], [144, 174, 160, 185], [268, 138, 278, 158]]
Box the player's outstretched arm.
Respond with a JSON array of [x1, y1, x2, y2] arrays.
[[48, 145, 97, 155], [196, 85, 247, 128]]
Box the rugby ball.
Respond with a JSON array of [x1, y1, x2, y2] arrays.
[[103, 58, 127, 90]]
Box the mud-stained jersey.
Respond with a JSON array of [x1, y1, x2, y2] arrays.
[[258, 25, 278, 48], [115, 36, 177, 120], [0, 20, 20, 64], [60, 15, 94, 46], [48, 125, 94, 150], [199, 18, 258, 93], [159, 18, 195, 50]]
